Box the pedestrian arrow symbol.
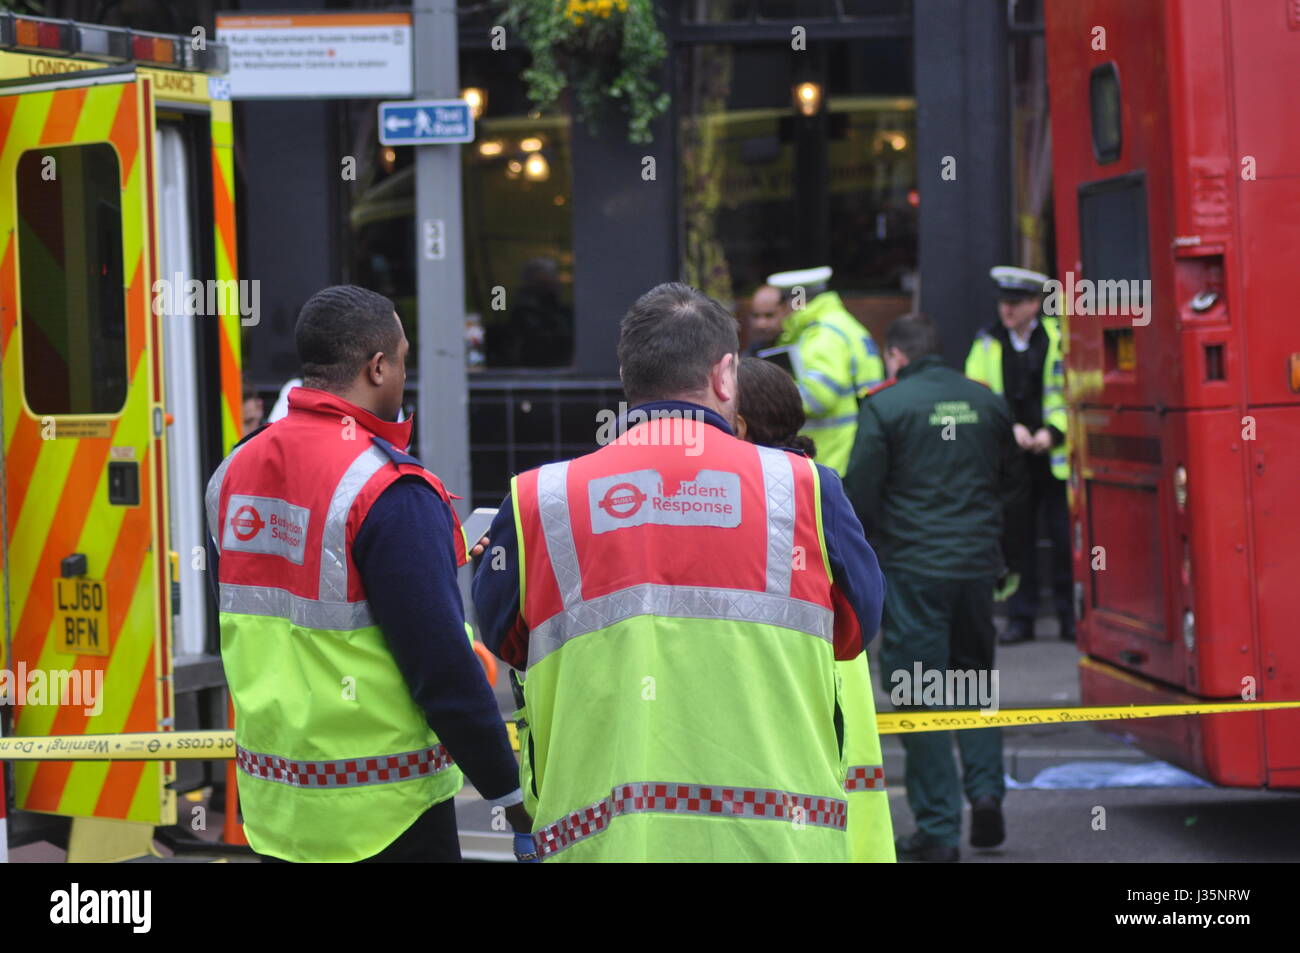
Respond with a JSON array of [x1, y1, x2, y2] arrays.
[[378, 99, 474, 146]]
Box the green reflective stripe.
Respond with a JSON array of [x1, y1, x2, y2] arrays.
[[802, 414, 858, 430], [537, 461, 583, 610], [320, 446, 388, 602], [220, 582, 374, 630], [757, 446, 795, 595], [205, 442, 248, 553], [527, 583, 834, 668], [534, 780, 848, 859], [237, 742, 453, 789]]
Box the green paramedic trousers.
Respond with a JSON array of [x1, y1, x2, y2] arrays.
[[877, 570, 1005, 848]]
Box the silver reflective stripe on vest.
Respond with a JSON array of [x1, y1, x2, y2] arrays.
[[237, 742, 453, 788], [205, 442, 247, 554], [220, 582, 375, 630], [534, 781, 848, 859], [757, 446, 795, 596], [319, 445, 388, 602], [844, 764, 885, 792], [528, 582, 833, 668], [801, 414, 858, 430], [537, 460, 583, 610]]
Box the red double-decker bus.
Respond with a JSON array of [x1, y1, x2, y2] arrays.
[[1045, 0, 1300, 787]]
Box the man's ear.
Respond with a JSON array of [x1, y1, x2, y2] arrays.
[[366, 351, 385, 386], [712, 352, 737, 403]]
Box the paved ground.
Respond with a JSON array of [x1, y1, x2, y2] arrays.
[[10, 611, 1298, 863]]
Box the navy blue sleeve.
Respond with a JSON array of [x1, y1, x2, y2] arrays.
[[352, 477, 519, 801], [817, 464, 886, 652], [471, 497, 528, 670]]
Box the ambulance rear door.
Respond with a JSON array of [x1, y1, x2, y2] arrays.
[[0, 67, 176, 825]]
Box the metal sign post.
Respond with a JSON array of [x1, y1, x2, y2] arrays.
[[412, 2, 471, 519]]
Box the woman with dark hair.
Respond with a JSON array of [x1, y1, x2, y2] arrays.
[[736, 357, 819, 457], [737, 356, 896, 863]]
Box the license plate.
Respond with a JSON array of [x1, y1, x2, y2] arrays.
[[53, 577, 109, 657]]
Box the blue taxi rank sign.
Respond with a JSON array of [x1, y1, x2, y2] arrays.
[[378, 99, 474, 146]]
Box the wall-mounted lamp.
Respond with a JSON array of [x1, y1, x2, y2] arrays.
[[793, 81, 823, 117], [461, 86, 487, 120], [523, 152, 550, 182]]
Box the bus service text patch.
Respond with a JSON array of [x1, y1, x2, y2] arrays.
[[222, 494, 310, 564], [588, 469, 741, 533]]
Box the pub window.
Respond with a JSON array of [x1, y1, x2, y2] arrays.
[[18, 143, 127, 415]]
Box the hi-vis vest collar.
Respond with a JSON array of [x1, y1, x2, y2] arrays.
[[285, 386, 414, 451]]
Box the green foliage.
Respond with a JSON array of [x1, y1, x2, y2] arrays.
[[504, 0, 670, 144]]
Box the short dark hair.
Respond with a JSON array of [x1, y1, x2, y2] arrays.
[[738, 357, 816, 457], [295, 285, 400, 391], [617, 282, 739, 404], [885, 312, 940, 361]]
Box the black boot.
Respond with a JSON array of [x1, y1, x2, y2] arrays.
[[970, 796, 1005, 848], [896, 833, 959, 863]]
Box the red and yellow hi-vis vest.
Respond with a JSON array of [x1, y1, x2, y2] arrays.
[[512, 413, 856, 861], [206, 387, 468, 862]]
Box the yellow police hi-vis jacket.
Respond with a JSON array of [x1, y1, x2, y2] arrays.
[[776, 292, 884, 475], [964, 316, 1069, 481]]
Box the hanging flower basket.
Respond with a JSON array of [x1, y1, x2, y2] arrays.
[[505, 0, 671, 144]]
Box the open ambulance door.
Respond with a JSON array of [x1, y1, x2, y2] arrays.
[[0, 67, 176, 846]]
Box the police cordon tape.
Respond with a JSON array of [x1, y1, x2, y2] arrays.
[[1, 700, 1299, 760]]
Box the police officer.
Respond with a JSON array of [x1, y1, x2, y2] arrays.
[[845, 314, 1028, 862], [207, 285, 531, 862], [756, 267, 884, 475], [965, 267, 1072, 644], [473, 282, 885, 862]]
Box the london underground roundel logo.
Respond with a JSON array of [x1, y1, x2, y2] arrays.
[[598, 482, 646, 519], [231, 504, 266, 541]]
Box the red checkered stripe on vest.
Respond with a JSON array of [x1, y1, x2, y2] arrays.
[[236, 743, 454, 788], [844, 765, 886, 792], [534, 781, 849, 859]]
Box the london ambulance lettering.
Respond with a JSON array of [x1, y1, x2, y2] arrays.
[[588, 469, 742, 534], [0, 76, 176, 821]]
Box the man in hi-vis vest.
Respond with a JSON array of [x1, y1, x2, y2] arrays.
[[207, 285, 530, 862], [474, 282, 885, 862]]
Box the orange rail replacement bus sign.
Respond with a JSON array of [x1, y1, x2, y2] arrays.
[[53, 578, 109, 658]]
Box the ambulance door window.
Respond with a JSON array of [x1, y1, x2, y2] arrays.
[[17, 143, 128, 415]]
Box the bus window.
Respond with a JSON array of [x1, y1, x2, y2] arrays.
[[1089, 63, 1122, 164], [17, 143, 127, 416]]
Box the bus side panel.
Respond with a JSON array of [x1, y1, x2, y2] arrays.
[[1248, 408, 1300, 777]]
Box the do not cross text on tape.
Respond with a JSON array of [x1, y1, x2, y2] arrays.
[[1, 700, 1298, 761]]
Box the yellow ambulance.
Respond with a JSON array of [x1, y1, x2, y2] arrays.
[[0, 11, 242, 858]]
